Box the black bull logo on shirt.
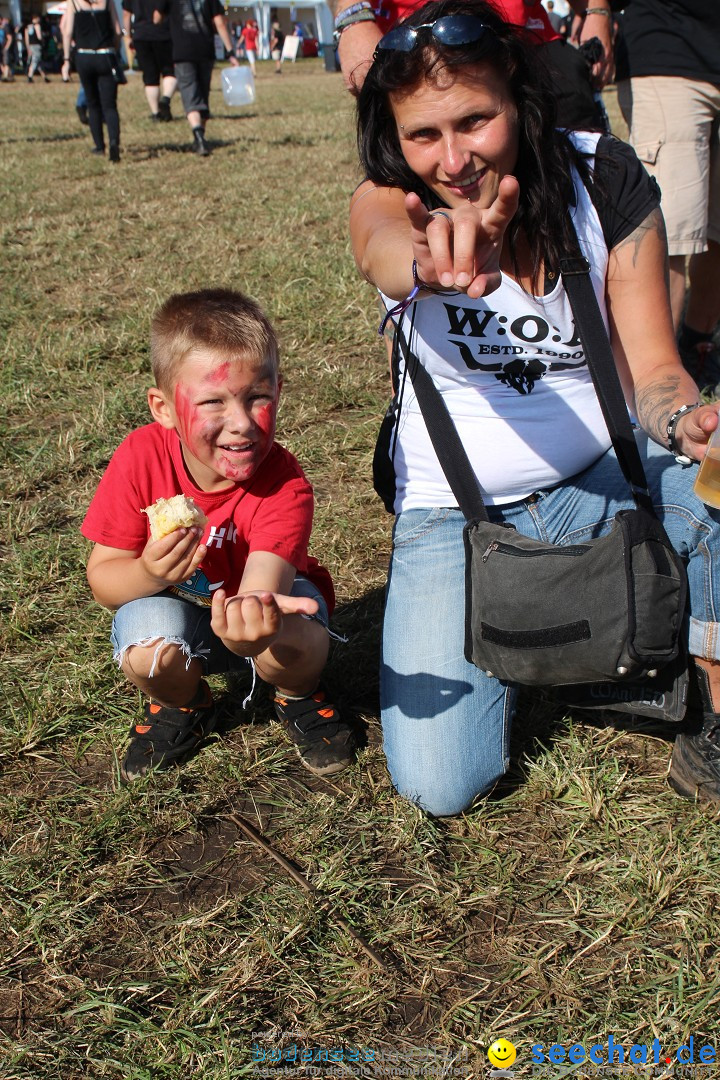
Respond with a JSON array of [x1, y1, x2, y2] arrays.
[[442, 301, 586, 395]]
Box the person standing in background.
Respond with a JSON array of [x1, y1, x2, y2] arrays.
[[25, 15, 50, 82], [153, 0, 238, 156], [616, 0, 720, 394], [238, 18, 259, 75], [123, 0, 178, 121], [61, 0, 124, 162], [270, 20, 284, 74], [545, 1, 566, 34], [1, 18, 15, 81]]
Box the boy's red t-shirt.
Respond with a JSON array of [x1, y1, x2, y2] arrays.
[[82, 422, 335, 611]]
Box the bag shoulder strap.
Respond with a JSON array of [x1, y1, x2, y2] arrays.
[[395, 323, 489, 522], [558, 252, 654, 514]]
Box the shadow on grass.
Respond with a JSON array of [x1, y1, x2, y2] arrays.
[[329, 586, 383, 714], [216, 111, 259, 120], [2, 131, 86, 144], [125, 135, 247, 158]]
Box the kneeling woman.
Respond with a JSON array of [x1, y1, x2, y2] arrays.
[[351, 0, 720, 815]]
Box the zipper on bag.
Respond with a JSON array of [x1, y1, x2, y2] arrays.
[[481, 541, 590, 563]]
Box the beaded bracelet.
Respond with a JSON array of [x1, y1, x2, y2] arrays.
[[411, 259, 449, 294], [334, 0, 373, 27], [585, 7, 613, 15], [666, 402, 701, 465], [333, 9, 376, 42], [378, 261, 452, 336]]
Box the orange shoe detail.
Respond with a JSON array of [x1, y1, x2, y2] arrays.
[[134, 724, 152, 734], [149, 703, 163, 715], [318, 707, 335, 718]]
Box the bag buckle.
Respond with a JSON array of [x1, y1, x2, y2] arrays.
[[558, 256, 591, 276]]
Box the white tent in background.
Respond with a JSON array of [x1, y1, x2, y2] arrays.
[[225, 1, 334, 58]]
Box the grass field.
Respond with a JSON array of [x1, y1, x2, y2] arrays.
[[2, 61, 719, 1080]]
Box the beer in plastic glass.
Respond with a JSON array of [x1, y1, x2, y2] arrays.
[[694, 424, 720, 509]]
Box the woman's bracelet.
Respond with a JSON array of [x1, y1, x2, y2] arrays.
[[333, 9, 376, 42], [666, 402, 702, 464], [334, 0, 374, 27], [412, 259, 449, 295], [377, 260, 453, 336], [584, 7, 613, 15]]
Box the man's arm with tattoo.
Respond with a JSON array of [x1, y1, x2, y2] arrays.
[[634, 374, 686, 447]]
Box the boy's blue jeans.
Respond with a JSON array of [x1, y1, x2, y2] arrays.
[[111, 576, 329, 678], [381, 434, 720, 817]]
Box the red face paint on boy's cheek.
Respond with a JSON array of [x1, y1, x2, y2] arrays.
[[174, 383, 204, 452], [254, 398, 278, 459], [256, 399, 276, 439]]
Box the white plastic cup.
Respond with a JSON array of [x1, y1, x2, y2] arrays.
[[694, 423, 720, 508], [221, 66, 256, 107]]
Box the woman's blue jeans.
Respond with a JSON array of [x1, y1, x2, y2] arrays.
[[381, 434, 720, 817]]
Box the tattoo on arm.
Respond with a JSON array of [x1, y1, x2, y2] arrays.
[[635, 375, 683, 446], [613, 207, 667, 269]]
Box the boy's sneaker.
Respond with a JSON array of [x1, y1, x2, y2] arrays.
[[668, 667, 720, 803], [120, 681, 215, 782], [273, 688, 356, 776]]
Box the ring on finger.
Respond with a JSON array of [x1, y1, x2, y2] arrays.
[[427, 210, 452, 226]]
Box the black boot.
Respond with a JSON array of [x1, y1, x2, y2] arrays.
[[158, 95, 172, 121], [108, 143, 120, 163], [192, 126, 210, 156], [76, 103, 89, 125], [668, 666, 720, 802]]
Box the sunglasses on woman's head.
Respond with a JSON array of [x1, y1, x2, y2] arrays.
[[375, 14, 489, 55]]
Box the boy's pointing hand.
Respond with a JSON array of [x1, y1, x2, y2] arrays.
[[211, 589, 319, 657]]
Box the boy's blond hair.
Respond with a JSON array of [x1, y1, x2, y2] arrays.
[[150, 289, 280, 391]]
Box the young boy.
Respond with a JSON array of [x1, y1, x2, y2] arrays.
[[82, 288, 356, 781]]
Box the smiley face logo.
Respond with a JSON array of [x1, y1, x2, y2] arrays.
[[487, 1039, 517, 1069]]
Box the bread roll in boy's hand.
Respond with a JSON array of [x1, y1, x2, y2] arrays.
[[143, 495, 208, 542]]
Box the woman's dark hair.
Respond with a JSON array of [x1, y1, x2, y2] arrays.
[[357, 0, 591, 291]]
